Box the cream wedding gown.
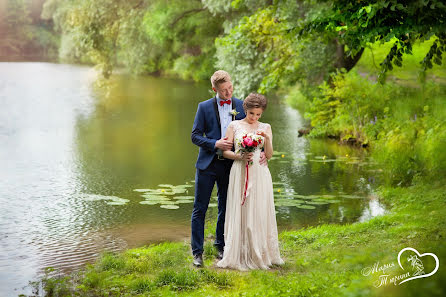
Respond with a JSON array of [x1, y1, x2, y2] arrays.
[[216, 121, 284, 270]]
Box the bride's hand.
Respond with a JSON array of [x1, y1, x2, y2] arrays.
[[239, 152, 254, 162], [256, 130, 269, 140]]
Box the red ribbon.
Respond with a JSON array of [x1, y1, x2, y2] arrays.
[[242, 162, 249, 205]]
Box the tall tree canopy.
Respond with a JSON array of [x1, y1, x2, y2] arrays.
[[298, 0, 446, 82], [39, 0, 445, 92]]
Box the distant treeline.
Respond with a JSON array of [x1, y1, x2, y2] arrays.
[[1, 0, 444, 97]]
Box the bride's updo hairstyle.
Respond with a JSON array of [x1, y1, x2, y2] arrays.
[[243, 93, 267, 112]]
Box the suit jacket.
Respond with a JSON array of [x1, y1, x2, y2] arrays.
[[191, 97, 246, 170]]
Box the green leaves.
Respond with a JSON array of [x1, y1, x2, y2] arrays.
[[299, 0, 446, 82]]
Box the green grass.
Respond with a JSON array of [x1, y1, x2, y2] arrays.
[[32, 180, 446, 296]]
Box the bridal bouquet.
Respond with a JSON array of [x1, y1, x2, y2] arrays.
[[236, 133, 263, 164], [236, 133, 263, 206]]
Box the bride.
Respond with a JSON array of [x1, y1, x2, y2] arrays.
[[216, 93, 284, 270]]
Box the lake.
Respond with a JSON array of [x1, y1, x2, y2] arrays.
[[0, 63, 385, 296]]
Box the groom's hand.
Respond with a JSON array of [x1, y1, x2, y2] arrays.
[[259, 152, 268, 166], [215, 137, 233, 151]]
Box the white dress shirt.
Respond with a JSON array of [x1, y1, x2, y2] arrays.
[[217, 93, 233, 138]]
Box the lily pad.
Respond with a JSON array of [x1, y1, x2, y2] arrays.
[[296, 205, 316, 209], [160, 205, 180, 209], [339, 194, 364, 199], [275, 198, 305, 204], [139, 201, 160, 205], [320, 194, 337, 198], [133, 189, 152, 192], [208, 203, 218, 207], [275, 200, 301, 207], [79, 194, 130, 205], [305, 201, 329, 205], [176, 200, 193, 204], [136, 188, 188, 195], [141, 194, 168, 199]]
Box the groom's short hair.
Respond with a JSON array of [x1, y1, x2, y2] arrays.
[[211, 70, 231, 88]]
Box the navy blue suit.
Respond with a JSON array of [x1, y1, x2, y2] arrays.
[[191, 96, 245, 256]]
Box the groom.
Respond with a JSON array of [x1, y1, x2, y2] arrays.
[[190, 70, 266, 267]]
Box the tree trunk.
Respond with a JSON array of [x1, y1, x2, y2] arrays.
[[334, 38, 364, 72]]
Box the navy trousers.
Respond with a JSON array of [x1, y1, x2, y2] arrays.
[[191, 157, 233, 256]]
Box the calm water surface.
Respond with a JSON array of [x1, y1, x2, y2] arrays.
[[0, 63, 385, 296]]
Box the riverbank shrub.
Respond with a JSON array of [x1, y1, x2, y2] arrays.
[[292, 70, 446, 186]]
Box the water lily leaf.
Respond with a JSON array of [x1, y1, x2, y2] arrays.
[[305, 201, 329, 205], [296, 205, 316, 209], [176, 200, 193, 204], [171, 188, 188, 194], [79, 194, 129, 205], [208, 203, 218, 207], [275, 200, 301, 207], [275, 198, 305, 204], [275, 194, 319, 199], [133, 189, 152, 192], [310, 159, 337, 162], [339, 194, 364, 199], [158, 184, 174, 188], [106, 201, 128, 205], [139, 201, 160, 205], [160, 205, 180, 209], [141, 194, 169, 200], [320, 195, 336, 198]]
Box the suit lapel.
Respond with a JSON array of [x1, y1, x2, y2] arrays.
[[213, 97, 221, 128]]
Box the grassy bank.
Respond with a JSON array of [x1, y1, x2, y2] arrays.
[[30, 179, 445, 297]]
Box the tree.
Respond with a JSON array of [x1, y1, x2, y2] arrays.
[[298, 0, 446, 82], [0, 0, 33, 56]]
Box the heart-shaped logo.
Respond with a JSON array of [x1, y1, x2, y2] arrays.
[[397, 247, 439, 285]]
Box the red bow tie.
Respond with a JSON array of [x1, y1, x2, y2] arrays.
[[219, 99, 231, 106]]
